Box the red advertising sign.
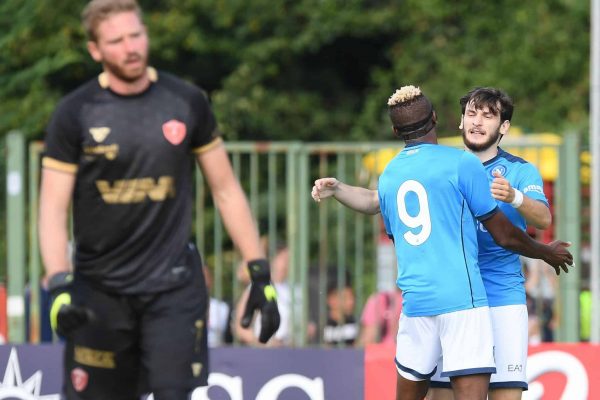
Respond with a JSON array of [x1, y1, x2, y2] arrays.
[[364, 343, 600, 400], [526, 343, 600, 400]]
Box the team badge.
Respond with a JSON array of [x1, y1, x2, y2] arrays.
[[89, 127, 111, 143], [71, 368, 89, 392], [491, 165, 507, 177], [162, 120, 187, 145]]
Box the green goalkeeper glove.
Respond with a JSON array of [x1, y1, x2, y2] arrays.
[[241, 259, 281, 343], [48, 272, 94, 338]]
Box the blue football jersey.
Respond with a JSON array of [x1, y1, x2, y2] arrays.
[[476, 148, 549, 307], [378, 143, 498, 317]]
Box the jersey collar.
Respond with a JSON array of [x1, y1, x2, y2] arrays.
[[98, 66, 158, 89]]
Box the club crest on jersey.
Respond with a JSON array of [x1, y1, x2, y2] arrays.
[[71, 368, 89, 392], [162, 119, 187, 145], [89, 127, 111, 143], [491, 165, 507, 177]]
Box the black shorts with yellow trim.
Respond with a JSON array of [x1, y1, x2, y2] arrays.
[[63, 251, 208, 399]]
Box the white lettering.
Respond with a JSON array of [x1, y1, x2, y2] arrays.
[[256, 374, 324, 400], [189, 373, 325, 400], [192, 373, 243, 400], [523, 184, 544, 195]]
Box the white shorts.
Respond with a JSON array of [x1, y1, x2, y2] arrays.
[[395, 306, 495, 381], [430, 304, 528, 390]]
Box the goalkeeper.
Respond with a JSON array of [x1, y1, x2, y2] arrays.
[[39, 1, 279, 399]]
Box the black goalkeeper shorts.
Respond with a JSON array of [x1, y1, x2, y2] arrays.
[[63, 248, 209, 400]]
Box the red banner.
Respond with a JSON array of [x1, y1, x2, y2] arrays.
[[364, 343, 600, 400]]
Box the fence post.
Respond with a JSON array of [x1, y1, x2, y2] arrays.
[[556, 132, 581, 342], [28, 142, 44, 342], [6, 131, 26, 343]]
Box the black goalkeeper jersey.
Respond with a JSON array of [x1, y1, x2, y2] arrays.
[[43, 68, 220, 294]]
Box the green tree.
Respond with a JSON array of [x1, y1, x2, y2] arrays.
[[0, 0, 590, 140]]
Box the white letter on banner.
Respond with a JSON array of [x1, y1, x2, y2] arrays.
[[191, 373, 243, 400], [523, 350, 588, 400], [255, 374, 324, 400]]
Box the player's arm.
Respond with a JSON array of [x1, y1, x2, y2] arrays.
[[490, 171, 551, 229], [197, 143, 264, 261], [481, 211, 572, 275], [459, 153, 570, 274], [196, 143, 280, 343], [38, 168, 75, 281], [39, 167, 94, 337], [312, 177, 380, 215]]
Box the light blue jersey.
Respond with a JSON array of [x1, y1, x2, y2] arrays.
[[378, 143, 498, 317], [477, 148, 548, 307]]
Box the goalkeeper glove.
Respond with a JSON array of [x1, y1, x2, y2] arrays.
[[48, 272, 94, 338], [241, 259, 281, 343]]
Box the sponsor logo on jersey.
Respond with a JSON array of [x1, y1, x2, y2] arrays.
[[71, 368, 89, 392], [523, 184, 544, 195], [89, 127, 111, 143], [491, 165, 507, 177], [96, 176, 176, 204], [74, 346, 116, 369], [83, 144, 119, 160], [162, 119, 187, 145]]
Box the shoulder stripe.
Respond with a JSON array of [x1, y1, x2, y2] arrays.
[[42, 157, 78, 174], [192, 136, 223, 154], [497, 148, 528, 164], [477, 205, 499, 222]]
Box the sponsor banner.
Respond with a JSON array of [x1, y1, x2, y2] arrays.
[[0, 344, 63, 399], [525, 343, 600, 400], [0, 345, 363, 400], [364, 343, 600, 400], [364, 344, 396, 400], [205, 347, 363, 400]]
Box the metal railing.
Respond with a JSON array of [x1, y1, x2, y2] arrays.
[[4, 132, 584, 345]]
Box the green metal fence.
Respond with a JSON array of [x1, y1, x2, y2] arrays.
[[4, 132, 584, 345]]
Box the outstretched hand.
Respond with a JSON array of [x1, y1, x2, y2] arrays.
[[311, 177, 340, 202], [545, 240, 574, 275]]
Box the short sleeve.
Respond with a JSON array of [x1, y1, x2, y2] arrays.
[[517, 163, 549, 206], [190, 89, 221, 154], [43, 100, 81, 174], [458, 152, 498, 221], [378, 191, 393, 239]]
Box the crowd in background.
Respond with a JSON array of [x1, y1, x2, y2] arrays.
[[24, 233, 589, 347]]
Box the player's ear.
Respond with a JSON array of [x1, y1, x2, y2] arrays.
[[459, 115, 464, 130], [500, 120, 511, 135], [87, 41, 102, 63]]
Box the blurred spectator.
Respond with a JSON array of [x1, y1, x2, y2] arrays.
[[356, 287, 402, 346], [234, 244, 292, 346], [523, 256, 558, 342], [203, 266, 232, 347], [322, 271, 358, 347], [525, 292, 541, 345]]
